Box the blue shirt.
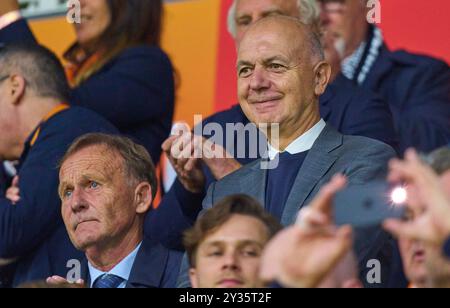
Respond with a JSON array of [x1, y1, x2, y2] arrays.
[[88, 242, 142, 289]]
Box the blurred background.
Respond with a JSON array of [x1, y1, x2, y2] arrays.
[[19, 0, 450, 127]]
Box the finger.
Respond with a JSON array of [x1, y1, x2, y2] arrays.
[[185, 157, 199, 172], [309, 174, 347, 213], [162, 135, 179, 153], [7, 187, 19, 196], [12, 176, 19, 187], [46, 276, 67, 285], [297, 207, 328, 229], [171, 133, 194, 161]]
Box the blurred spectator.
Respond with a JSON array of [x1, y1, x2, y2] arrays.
[[319, 0, 450, 153], [183, 194, 282, 288], [384, 149, 450, 247], [384, 148, 450, 288], [0, 0, 175, 163], [0, 42, 117, 286], [48, 134, 182, 288]]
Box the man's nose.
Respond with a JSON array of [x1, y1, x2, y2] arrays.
[[249, 67, 271, 91], [221, 251, 241, 271], [70, 188, 89, 212]]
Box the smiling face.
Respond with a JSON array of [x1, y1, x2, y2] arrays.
[[75, 0, 112, 50], [237, 18, 327, 138], [59, 145, 139, 252], [189, 214, 270, 288]]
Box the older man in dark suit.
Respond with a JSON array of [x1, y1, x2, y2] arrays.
[[48, 134, 182, 288]]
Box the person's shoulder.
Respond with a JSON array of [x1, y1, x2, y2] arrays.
[[46, 106, 118, 134], [339, 134, 396, 158], [115, 45, 172, 65], [387, 48, 449, 70], [329, 74, 384, 103]]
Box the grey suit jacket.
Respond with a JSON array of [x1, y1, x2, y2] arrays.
[[179, 125, 397, 288]]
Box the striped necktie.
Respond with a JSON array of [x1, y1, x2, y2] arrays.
[[92, 274, 125, 288]]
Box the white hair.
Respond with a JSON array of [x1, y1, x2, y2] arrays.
[[227, 0, 320, 38]]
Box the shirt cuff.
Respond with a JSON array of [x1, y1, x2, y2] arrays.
[[0, 10, 21, 31]]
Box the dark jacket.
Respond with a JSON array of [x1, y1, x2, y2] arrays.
[[1, 107, 118, 287], [0, 19, 175, 163]]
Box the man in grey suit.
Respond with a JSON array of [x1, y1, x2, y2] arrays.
[[176, 16, 396, 288]]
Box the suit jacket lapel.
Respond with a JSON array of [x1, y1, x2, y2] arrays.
[[238, 160, 267, 207], [126, 238, 168, 288], [363, 45, 394, 90], [281, 125, 343, 225]]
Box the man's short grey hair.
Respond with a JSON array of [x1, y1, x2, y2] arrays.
[[227, 0, 320, 38], [0, 42, 70, 102]]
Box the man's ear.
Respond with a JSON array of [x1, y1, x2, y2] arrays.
[[313, 61, 331, 96], [9, 75, 26, 105], [134, 182, 153, 214], [189, 268, 198, 288]]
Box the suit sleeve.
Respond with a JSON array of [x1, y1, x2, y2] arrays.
[[0, 139, 63, 258], [397, 61, 450, 153]]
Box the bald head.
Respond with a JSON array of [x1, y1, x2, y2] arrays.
[[237, 15, 331, 147], [239, 16, 324, 65]]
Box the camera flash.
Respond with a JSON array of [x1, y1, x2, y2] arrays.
[[391, 187, 407, 205]]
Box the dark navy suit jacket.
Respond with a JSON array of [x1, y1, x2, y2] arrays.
[[0, 107, 118, 287], [362, 45, 450, 154], [145, 75, 398, 250], [0, 19, 175, 163], [81, 237, 183, 288]]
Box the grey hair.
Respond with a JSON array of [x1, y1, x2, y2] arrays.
[[423, 147, 450, 175], [227, 0, 321, 38]]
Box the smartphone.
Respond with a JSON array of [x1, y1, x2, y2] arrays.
[[333, 181, 406, 228]]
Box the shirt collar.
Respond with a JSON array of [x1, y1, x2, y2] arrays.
[[268, 119, 326, 160], [88, 242, 142, 288]]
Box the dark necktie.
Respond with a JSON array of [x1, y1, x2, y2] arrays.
[[92, 274, 125, 288]]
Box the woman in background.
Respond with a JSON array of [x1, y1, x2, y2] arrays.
[[0, 0, 175, 163]]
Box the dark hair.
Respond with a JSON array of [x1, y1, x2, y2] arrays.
[[59, 133, 157, 201], [102, 0, 163, 48], [65, 0, 164, 85], [0, 42, 70, 101], [183, 194, 283, 268]]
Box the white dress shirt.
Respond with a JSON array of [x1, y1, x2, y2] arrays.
[[267, 119, 326, 160]]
